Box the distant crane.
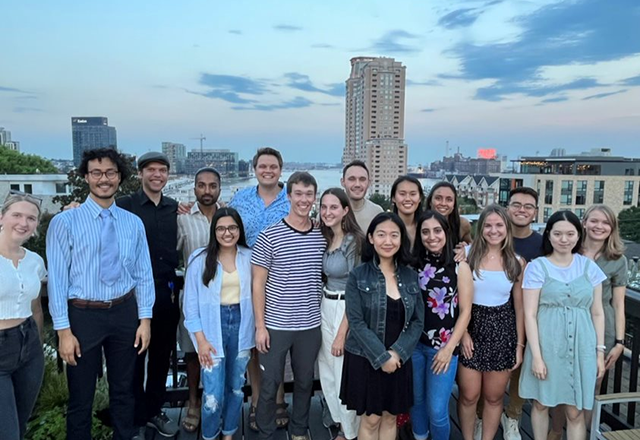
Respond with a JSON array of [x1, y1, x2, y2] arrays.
[[191, 134, 206, 153]]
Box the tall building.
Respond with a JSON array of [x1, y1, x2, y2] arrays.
[[0, 127, 20, 151], [343, 57, 407, 194], [71, 117, 117, 166], [161, 142, 187, 174]]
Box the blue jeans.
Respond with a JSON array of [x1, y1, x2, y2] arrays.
[[0, 317, 44, 440], [410, 342, 458, 440], [201, 305, 251, 440]]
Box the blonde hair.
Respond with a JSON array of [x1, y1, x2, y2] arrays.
[[582, 204, 625, 260], [2, 193, 41, 217], [467, 204, 521, 282]]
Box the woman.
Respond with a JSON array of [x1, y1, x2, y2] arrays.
[[318, 188, 365, 440], [410, 210, 473, 440], [391, 176, 424, 248], [340, 212, 424, 440], [0, 193, 46, 440], [184, 208, 255, 440], [425, 182, 472, 245], [457, 204, 524, 440], [520, 210, 606, 440]]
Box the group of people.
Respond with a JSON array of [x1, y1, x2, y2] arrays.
[[0, 145, 628, 440]]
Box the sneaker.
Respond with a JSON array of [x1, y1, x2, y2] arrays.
[[291, 433, 311, 440], [147, 411, 179, 437], [473, 418, 483, 440], [501, 413, 522, 440], [132, 426, 146, 440]]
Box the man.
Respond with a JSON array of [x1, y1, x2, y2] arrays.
[[114, 151, 180, 438], [229, 147, 290, 430], [340, 160, 382, 232], [252, 171, 326, 440], [175, 166, 221, 433], [47, 148, 154, 440]]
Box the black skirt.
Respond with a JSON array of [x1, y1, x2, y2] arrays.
[[459, 301, 517, 372]]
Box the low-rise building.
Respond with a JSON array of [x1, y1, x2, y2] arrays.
[[0, 174, 71, 213]]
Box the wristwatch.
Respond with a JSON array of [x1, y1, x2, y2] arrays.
[[615, 338, 625, 345]]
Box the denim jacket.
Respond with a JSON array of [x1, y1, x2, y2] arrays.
[[344, 259, 424, 370], [184, 246, 255, 358]]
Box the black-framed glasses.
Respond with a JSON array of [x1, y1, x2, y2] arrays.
[[88, 169, 119, 180], [509, 202, 537, 211], [7, 189, 43, 206], [215, 225, 239, 234]]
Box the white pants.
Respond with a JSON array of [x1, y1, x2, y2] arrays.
[[317, 290, 360, 439]]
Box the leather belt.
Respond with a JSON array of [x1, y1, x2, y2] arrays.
[[69, 290, 134, 309], [324, 292, 345, 300]]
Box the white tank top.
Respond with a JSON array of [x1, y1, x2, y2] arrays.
[[473, 269, 514, 307]]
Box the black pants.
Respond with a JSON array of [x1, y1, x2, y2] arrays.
[[256, 327, 322, 440], [133, 281, 180, 425], [66, 294, 138, 440]]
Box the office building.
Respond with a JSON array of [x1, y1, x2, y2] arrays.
[[71, 117, 117, 166], [162, 142, 187, 174], [0, 127, 20, 151], [343, 57, 407, 194], [185, 149, 239, 176]]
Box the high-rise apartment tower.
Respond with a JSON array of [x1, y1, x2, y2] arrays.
[[343, 57, 408, 195], [71, 117, 117, 166]]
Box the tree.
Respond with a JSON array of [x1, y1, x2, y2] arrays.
[[459, 196, 480, 214], [619, 206, 640, 243], [0, 146, 58, 173], [369, 193, 392, 212], [52, 155, 140, 206]]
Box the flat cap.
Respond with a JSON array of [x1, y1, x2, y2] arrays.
[[137, 151, 170, 170]]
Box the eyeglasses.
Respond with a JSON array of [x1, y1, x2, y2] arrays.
[[215, 225, 239, 234], [509, 202, 537, 211], [7, 189, 43, 206], [88, 170, 119, 180]]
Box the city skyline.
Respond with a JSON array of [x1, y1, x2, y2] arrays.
[[2, 0, 639, 164]]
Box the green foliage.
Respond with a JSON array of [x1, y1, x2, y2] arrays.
[[52, 156, 140, 206], [24, 212, 54, 265], [619, 206, 640, 242], [0, 146, 58, 174], [458, 196, 480, 214], [369, 193, 392, 211]]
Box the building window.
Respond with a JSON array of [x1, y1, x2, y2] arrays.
[[593, 180, 605, 204], [23, 184, 33, 194], [575, 208, 585, 219], [56, 183, 67, 194], [544, 180, 554, 204], [10, 184, 19, 191], [543, 207, 553, 222], [575, 180, 587, 205], [624, 181, 634, 205], [560, 180, 573, 205]]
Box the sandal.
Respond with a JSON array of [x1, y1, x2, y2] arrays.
[[249, 405, 259, 432], [275, 402, 289, 428], [182, 402, 201, 433]]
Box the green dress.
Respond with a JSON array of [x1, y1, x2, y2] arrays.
[[595, 255, 628, 355], [519, 258, 599, 410]]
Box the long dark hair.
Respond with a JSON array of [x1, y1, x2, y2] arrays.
[[319, 188, 365, 256], [200, 207, 248, 286], [412, 210, 455, 269], [542, 210, 583, 256], [391, 175, 425, 224], [426, 181, 462, 246], [362, 212, 413, 266]]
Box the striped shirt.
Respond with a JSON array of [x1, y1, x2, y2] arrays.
[[229, 184, 290, 247], [46, 196, 155, 330], [251, 219, 326, 330], [177, 202, 213, 266]]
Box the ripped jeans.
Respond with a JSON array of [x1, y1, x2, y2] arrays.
[[201, 304, 251, 440]]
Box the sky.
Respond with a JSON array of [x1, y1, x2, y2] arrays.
[[2, 0, 639, 165]]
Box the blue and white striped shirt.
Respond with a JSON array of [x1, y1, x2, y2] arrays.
[[46, 196, 155, 330]]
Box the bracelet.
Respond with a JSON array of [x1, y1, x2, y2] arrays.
[[615, 339, 625, 346], [596, 345, 606, 352]]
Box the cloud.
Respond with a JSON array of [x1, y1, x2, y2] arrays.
[[540, 97, 569, 103], [582, 89, 628, 100], [194, 74, 268, 104], [369, 30, 421, 55], [273, 24, 303, 32], [475, 77, 604, 101], [232, 97, 314, 111], [407, 79, 442, 87], [284, 73, 344, 97], [0, 86, 31, 94], [311, 43, 334, 49], [621, 74, 640, 86], [421, 108, 437, 112], [438, 8, 483, 29], [444, 0, 640, 101], [228, 30, 242, 35]]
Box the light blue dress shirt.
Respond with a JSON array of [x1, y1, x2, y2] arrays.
[[228, 184, 290, 247], [183, 245, 255, 358], [46, 196, 155, 330]]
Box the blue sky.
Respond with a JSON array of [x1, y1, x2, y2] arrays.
[[2, 0, 639, 165]]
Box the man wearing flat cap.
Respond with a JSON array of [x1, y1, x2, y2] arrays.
[[117, 151, 181, 438]]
